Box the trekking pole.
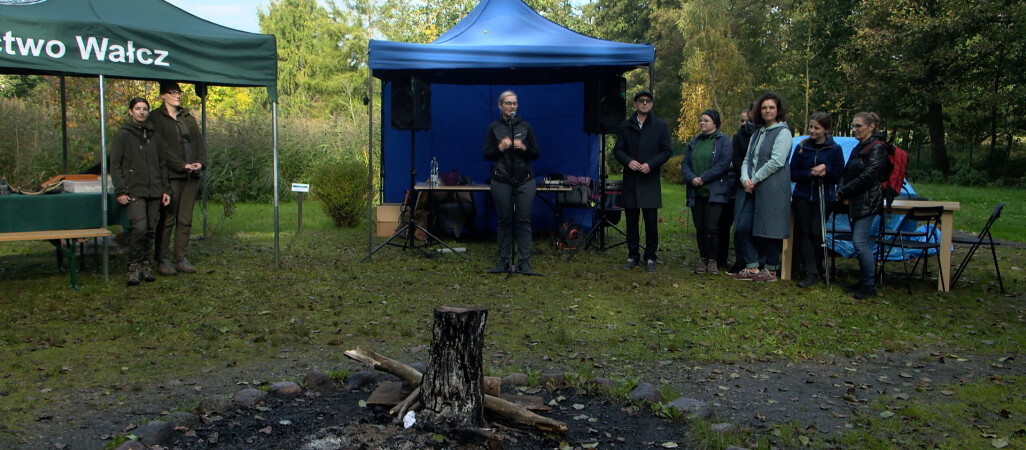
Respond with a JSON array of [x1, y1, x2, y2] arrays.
[[818, 181, 829, 287]]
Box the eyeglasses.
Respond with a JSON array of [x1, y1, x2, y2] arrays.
[[165, 90, 183, 97], [502, 101, 517, 106], [850, 123, 865, 129], [636, 98, 652, 104]]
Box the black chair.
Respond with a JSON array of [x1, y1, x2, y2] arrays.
[[951, 202, 1004, 293], [875, 206, 944, 293]]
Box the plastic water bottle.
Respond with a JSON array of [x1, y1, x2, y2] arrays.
[[430, 157, 440, 187], [0, 178, 8, 196]]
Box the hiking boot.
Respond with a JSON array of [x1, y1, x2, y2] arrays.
[[177, 258, 197, 274], [157, 260, 177, 276], [706, 260, 719, 275], [797, 274, 819, 288], [488, 260, 511, 273], [852, 285, 877, 300], [692, 259, 708, 274], [622, 258, 638, 269], [126, 264, 141, 286], [732, 268, 760, 280], [139, 264, 156, 282], [753, 270, 778, 282], [645, 259, 656, 273]]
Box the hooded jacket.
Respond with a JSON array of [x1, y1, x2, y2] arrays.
[[483, 115, 539, 185], [790, 134, 845, 204], [837, 131, 889, 221], [151, 103, 209, 180], [110, 119, 172, 199]]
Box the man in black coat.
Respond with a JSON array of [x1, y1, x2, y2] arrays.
[[613, 91, 672, 272]]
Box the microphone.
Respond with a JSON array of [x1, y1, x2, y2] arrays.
[[509, 111, 517, 120]]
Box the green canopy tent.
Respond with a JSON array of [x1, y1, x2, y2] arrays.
[[0, 0, 284, 278]]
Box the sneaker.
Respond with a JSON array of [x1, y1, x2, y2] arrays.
[[753, 270, 778, 282], [126, 264, 141, 286], [488, 260, 511, 273], [157, 261, 177, 276], [706, 260, 719, 275], [693, 259, 708, 274], [645, 259, 656, 273], [622, 258, 638, 269], [177, 258, 197, 274], [139, 264, 156, 282], [797, 274, 819, 288], [852, 285, 877, 299], [732, 268, 760, 280]]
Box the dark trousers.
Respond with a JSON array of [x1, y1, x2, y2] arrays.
[[691, 196, 724, 261], [625, 207, 658, 261], [490, 179, 535, 264], [126, 197, 161, 267], [717, 196, 735, 266], [734, 191, 782, 270], [792, 197, 824, 276], [156, 177, 200, 264]]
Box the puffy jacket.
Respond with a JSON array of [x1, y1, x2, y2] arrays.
[[483, 115, 539, 185], [837, 131, 889, 221], [790, 135, 844, 204], [110, 119, 171, 199], [151, 104, 208, 180], [682, 131, 733, 206]]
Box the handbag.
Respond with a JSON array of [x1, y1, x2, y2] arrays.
[[556, 184, 592, 208]]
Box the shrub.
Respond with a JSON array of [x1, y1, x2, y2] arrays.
[[313, 160, 368, 228], [951, 166, 987, 187], [662, 155, 685, 184]]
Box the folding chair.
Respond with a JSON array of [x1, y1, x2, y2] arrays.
[[951, 202, 1004, 293], [875, 206, 944, 293]]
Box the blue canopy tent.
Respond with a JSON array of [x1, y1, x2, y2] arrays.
[[368, 0, 654, 238]]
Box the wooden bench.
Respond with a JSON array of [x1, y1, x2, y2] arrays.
[[0, 228, 113, 289]]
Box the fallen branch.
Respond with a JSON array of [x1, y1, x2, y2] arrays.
[[390, 386, 422, 417], [345, 347, 567, 434]]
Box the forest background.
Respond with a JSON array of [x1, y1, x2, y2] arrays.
[[1, 0, 1024, 207]]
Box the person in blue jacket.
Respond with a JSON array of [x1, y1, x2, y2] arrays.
[[790, 112, 844, 287], [682, 109, 733, 274]]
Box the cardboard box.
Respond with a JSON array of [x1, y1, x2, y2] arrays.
[[376, 203, 401, 237], [63, 177, 114, 193]]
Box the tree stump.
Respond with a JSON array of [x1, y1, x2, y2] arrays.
[[421, 306, 488, 429]]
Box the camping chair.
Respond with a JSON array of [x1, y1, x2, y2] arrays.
[[951, 202, 1004, 294], [875, 206, 944, 293], [825, 207, 853, 280]]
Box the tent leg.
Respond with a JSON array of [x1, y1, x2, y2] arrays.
[[367, 72, 375, 255], [273, 102, 280, 271], [99, 75, 109, 282]]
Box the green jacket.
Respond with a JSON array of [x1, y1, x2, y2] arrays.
[[151, 104, 208, 180], [110, 119, 171, 199]]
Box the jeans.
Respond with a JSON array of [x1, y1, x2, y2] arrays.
[[691, 197, 723, 261], [851, 215, 877, 287], [733, 191, 757, 268], [490, 179, 535, 264], [625, 207, 658, 261]]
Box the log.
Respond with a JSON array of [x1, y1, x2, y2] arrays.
[[344, 347, 567, 434], [421, 306, 488, 429]]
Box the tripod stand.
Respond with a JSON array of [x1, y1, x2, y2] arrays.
[[565, 136, 628, 262], [361, 131, 468, 262]]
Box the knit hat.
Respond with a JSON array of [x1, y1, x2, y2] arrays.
[[159, 81, 182, 95], [702, 109, 721, 129]]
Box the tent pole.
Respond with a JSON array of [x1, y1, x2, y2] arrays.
[[273, 102, 280, 271], [199, 84, 208, 239], [60, 75, 69, 174], [367, 74, 375, 254], [99, 75, 109, 282]]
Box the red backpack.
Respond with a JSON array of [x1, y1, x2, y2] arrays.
[[862, 140, 908, 203]]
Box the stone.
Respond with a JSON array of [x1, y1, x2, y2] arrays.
[[540, 373, 568, 388], [629, 383, 661, 404], [502, 373, 529, 387], [345, 370, 378, 390], [409, 361, 428, 374], [666, 397, 712, 419], [709, 422, 736, 433], [198, 395, 233, 415], [165, 411, 201, 429], [304, 369, 337, 391], [271, 381, 302, 395], [587, 377, 617, 390], [134, 420, 174, 446], [233, 388, 268, 407], [114, 441, 146, 450]]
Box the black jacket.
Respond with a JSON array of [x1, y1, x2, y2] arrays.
[[482, 116, 539, 185], [612, 112, 673, 209], [110, 119, 171, 199], [837, 131, 889, 221], [731, 121, 758, 185], [151, 104, 209, 180]]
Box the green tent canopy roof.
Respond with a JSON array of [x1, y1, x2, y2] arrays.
[[0, 0, 277, 99]]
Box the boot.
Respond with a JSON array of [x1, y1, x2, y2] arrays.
[[157, 259, 177, 276], [126, 264, 141, 286], [176, 258, 197, 274], [139, 263, 156, 282]]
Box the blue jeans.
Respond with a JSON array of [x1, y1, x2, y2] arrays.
[[851, 215, 876, 287]]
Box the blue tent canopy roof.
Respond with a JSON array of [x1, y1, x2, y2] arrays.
[[369, 0, 654, 80]]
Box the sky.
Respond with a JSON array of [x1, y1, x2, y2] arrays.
[[166, 0, 269, 34]]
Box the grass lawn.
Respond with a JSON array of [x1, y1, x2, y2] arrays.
[[0, 183, 1023, 448]]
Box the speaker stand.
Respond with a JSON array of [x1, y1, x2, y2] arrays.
[[565, 136, 629, 262]]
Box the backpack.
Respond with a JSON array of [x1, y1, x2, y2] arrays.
[[861, 139, 907, 203]]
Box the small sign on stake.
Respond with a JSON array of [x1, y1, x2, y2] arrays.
[[292, 183, 310, 233], [291, 183, 310, 193]]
